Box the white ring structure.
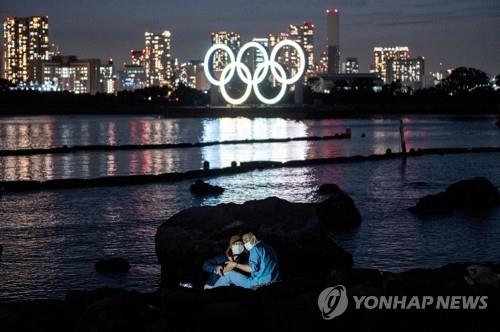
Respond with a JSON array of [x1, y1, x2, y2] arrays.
[[236, 41, 269, 84], [219, 62, 253, 105], [270, 39, 306, 85], [204, 39, 306, 105], [204, 44, 236, 86], [253, 62, 288, 105]]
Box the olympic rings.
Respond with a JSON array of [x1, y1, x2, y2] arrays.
[[204, 39, 306, 105]]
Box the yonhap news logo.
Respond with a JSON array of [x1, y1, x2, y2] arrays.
[[317, 285, 349, 320], [318, 285, 488, 319]]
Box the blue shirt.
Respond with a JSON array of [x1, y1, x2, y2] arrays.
[[248, 241, 281, 287]]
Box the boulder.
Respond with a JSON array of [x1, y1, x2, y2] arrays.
[[189, 180, 224, 196], [318, 183, 342, 195], [2, 263, 500, 331], [327, 267, 383, 288], [445, 177, 500, 208], [409, 192, 453, 215], [95, 257, 131, 273], [0, 300, 73, 332], [73, 290, 160, 332], [464, 264, 499, 287], [410, 177, 500, 215], [316, 188, 362, 231], [155, 197, 354, 288]]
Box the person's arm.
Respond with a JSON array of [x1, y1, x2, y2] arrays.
[[235, 262, 252, 273], [223, 261, 252, 273], [202, 255, 227, 274], [224, 248, 260, 274]]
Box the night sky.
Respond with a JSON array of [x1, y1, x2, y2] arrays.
[[2, 0, 499, 75]]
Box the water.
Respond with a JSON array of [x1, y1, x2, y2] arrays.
[[0, 115, 499, 301], [0, 115, 498, 181]]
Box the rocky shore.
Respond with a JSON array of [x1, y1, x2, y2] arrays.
[[1, 190, 499, 331], [0, 262, 499, 331]]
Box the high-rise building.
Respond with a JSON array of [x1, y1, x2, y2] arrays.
[[2, 16, 49, 84], [144, 30, 173, 87], [249, 38, 268, 71], [289, 22, 314, 76], [210, 32, 240, 73], [131, 49, 145, 66], [268, 33, 291, 68], [99, 59, 115, 94], [175, 60, 209, 91], [268, 32, 291, 86], [316, 50, 328, 74], [32, 55, 101, 94], [387, 56, 425, 89], [372, 46, 410, 83], [343, 57, 359, 74], [48, 42, 60, 59], [326, 9, 340, 74], [118, 65, 146, 91]]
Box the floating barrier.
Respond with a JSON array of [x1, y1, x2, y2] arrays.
[[0, 131, 351, 157], [0, 147, 498, 192]]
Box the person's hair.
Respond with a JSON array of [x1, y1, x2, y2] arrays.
[[225, 234, 242, 257], [241, 229, 258, 240]]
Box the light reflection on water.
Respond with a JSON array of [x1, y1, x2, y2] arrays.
[[0, 152, 499, 301], [0, 116, 499, 301], [0, 115, 498, 181]]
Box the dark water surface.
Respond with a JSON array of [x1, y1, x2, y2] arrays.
[[0, 115, 499, 300]]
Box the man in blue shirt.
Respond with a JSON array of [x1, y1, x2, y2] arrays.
[[212, 231, 281, 289]]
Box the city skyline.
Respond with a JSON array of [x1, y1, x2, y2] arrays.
[[1, 0, 499, 76]]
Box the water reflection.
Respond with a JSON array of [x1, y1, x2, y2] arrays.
[[0, 116, 498, 181], [1, 151, 499, 300], [201, 118, 308, 167]]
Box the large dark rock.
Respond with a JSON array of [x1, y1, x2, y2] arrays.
[[155, 197, 354, 288], [445, 177, 500, 208], [189, 180, 224, 196], [318, 183, 342, 195], [1, 263, 500, 331], [409, 192, 454, 215], [73, 290, 160, 332], [156, 264, 500, 330], [95, 257, 131, 273], [316, 185, 362, 231], [410, 177, 500, 215]]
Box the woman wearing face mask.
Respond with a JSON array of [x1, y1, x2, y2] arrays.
[[202, 234, 248, 289]]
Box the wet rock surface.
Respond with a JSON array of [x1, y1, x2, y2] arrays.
[[155, 196, 359, 288], [316, 185, 362, 231], [189, 180, 225, 196], [94, 257, 131, 273], [1, 263, 499, 331], [410, 177, 500, 215]]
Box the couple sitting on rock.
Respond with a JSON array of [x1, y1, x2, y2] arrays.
[[202, 231, 281, 290]]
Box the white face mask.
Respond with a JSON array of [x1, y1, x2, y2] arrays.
[[231, 243, 244, 255], [244, 241, 254, 251]]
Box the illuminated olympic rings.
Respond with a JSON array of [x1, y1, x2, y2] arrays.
[[203, 40, 306, 105]]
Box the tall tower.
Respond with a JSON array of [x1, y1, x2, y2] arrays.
[[326, 9, 340, 74], [2, 16, 49, 84], [144, 30, 173, 87]]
